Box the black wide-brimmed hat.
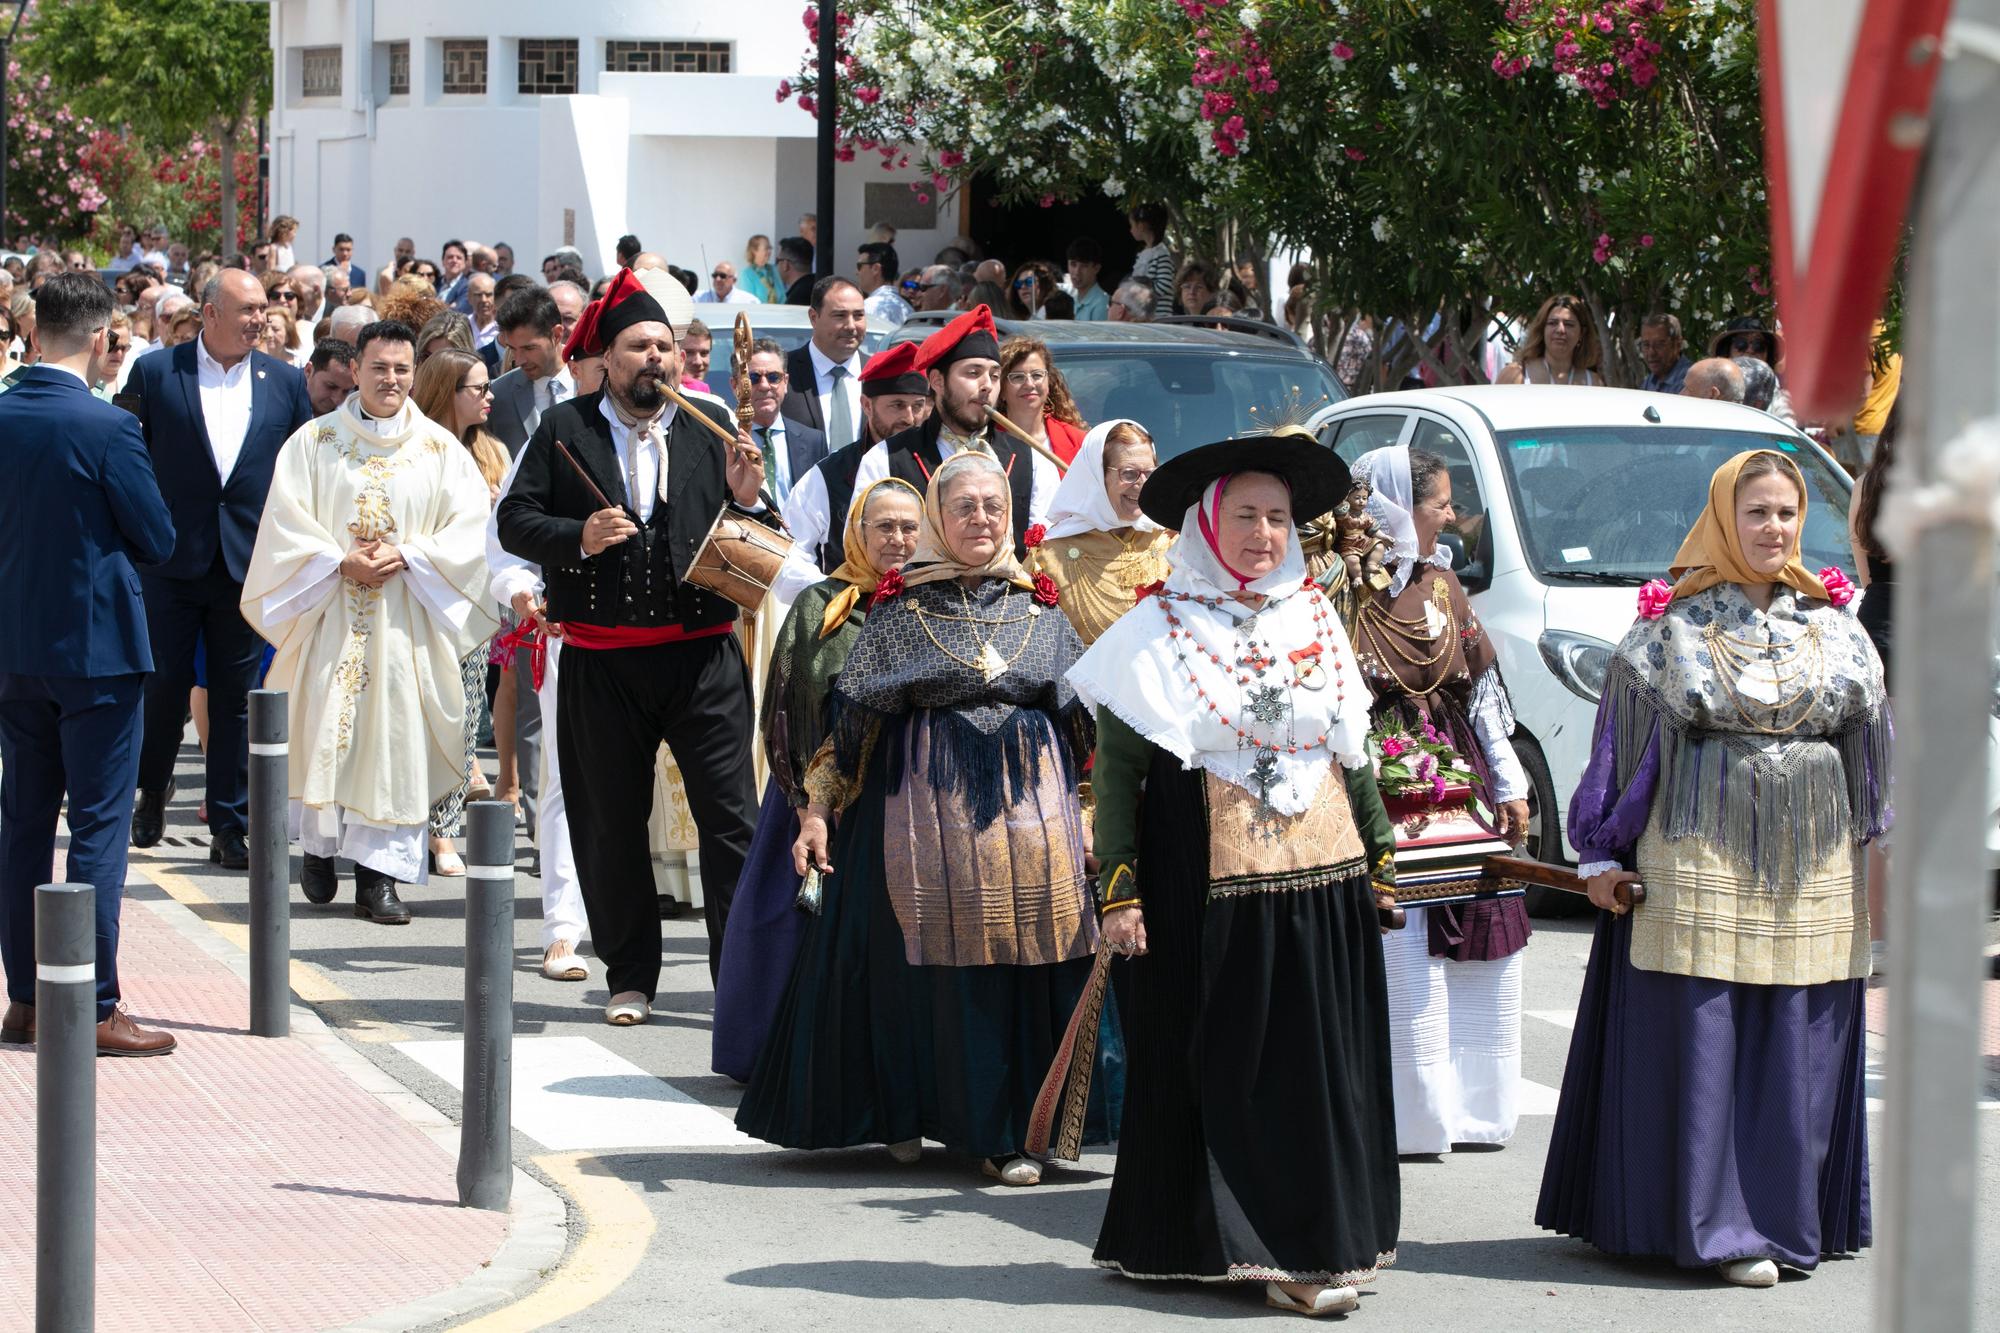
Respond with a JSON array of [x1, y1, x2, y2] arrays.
[[1139, 428, 1351, 531]]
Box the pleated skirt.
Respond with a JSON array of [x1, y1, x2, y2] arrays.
[[1093, 757, 1400, 1287], [711, 783, 805, 1082], [735, 751, 1122, 1159], [1536, 911, 1871, 1269], [1382, 909, 1524, 1154]]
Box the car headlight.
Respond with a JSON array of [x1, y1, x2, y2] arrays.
[[1538, 629, 1616, 704]]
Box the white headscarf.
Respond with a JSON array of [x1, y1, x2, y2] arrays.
[[1042, 418, 1163, 540], [1068, 473, 1375, 814], [1349, 444, 1447, 597]]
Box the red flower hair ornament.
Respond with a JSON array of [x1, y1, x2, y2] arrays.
[[869, 566, 906, 608], [1031, 572, 1061, 607], [1023, 523, 1047, 549]]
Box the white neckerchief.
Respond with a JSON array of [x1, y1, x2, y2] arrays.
[[1042, 418, 1162, 541], [599, 396, 675, 522], [1068, 485, 1374, 814], [1350, 444, 1449, 596]]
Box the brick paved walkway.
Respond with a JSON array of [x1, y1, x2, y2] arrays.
[[0, 884, 510, 1330]]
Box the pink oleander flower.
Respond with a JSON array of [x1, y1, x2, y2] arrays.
[[1380, 736, 1408, 759], [1817, 566, 1857, 607], [1331, 40, 1355, 61], [1637, 578, 1673, 620]]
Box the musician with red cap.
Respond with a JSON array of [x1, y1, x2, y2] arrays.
[[852, 305, 1058, 557], [496, 269, 770, 1025], [770, 340, 933, 601]]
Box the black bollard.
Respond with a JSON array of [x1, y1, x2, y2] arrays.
[[457, 800, 514, 1210], [247, 689, 290, 1037], [36, 882, 95, 1332]]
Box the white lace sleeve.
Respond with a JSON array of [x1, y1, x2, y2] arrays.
[[1577, 860, 1623, 880], [1469, 668, 1529, 803]]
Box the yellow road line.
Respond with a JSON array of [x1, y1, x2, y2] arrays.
[[130, 859, 411, 1042], [450, 1152, 654, 1332]]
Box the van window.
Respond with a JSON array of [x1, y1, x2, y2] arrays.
[[1410, 416, 1486, 548], [1328, 414, 1408, 462]]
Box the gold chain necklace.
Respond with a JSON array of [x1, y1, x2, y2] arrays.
[[1356, 577, 1459, 695], [914, 585, 1036, 682], [1701, 620, 1827, 734]]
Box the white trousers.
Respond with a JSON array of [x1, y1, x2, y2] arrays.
[[1381, 905, 1524, 1154], [534, 638, 586, 948]]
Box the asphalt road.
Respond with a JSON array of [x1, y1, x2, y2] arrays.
[[129, 740, 1999, 1332]]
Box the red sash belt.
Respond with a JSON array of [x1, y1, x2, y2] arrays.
[[558, 621, 734, 652]]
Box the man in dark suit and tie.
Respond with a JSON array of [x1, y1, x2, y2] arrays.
[[487, 288, 573, 456], [323, 232, 367, 291], [743, 338, 826, 506], [123, 268, 315, 868], [0, 273, 179, 1055], [778, 277, 866, 447]]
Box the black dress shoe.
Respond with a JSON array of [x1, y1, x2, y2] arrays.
[[353, 867, 412, 924], [131, 780, 174, 848], [301, 853, 339, 904], [209, 830, 249, 870]]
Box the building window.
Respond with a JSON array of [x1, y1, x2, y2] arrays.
[[388, 41, 410, 96], [519, 38, 579, 95], [605, 40, 733, 74], [301, 46, 342, 98], [443, 39, 488, 95]]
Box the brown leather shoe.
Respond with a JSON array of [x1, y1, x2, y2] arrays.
[[0, 1001, 33, 1044], [96, 1007, 176, 1057]]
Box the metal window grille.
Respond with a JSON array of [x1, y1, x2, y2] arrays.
[[443, 40, 488, 95], [605, 40, 733, 73], [301, 46, 342, 98], [519, 38, 580, 95], [388, 42, 410, 96]]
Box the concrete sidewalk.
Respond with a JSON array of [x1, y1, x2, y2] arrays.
[[0, 860, 554, 1330]]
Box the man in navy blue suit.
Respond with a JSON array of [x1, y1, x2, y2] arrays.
[[122, 268, 314, 867], [323, 232, 367, 292], [0, 273, 179, 1055]]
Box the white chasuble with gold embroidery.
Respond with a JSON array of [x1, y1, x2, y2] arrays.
[[242, 398, 498, 829]]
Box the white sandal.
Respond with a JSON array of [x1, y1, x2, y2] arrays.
[[604, 991, 650, 1025], [1718, 1258, 1779, 1288], [541, 941, 589, 982], [886, 1138, 923, 1164], [1264, 1282, 1359, 1317], [981, 1155, 1042, 1187]]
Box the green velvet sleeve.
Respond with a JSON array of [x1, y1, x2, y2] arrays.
[[1343, 761, 1398, 895], [1089, 707, 1152, 912]]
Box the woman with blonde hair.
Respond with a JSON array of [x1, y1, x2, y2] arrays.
[[1497, 294, 1604, 386], [160, 305, 203, 348], [997, 335, 1087, 466], [379, 282, 445, 333], [416, 310, 475, 365], [260, 305, 299, 364], [410, 350, 510, 875], [740, 234, 784, 305]]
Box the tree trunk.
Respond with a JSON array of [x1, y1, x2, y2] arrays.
[[218, 117, 238, 257]]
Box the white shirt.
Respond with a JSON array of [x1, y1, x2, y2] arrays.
[[473, 319, 499, 350], [751, 415, 796, 503], [526, 364, 575, 439], [195, 335, 257, 483], [696, 288, 760, 305], [600, 396, 672, 525], [805, 342, 863, 437], [40, 362, 89, 388], [851, 433, 1059, 529], [863, 286, 913, 328], [487, 446, 544, 611]]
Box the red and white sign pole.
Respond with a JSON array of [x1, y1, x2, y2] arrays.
[[1757, 0, 1953, 422]]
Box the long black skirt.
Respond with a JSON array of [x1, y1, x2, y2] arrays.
[[735, 742, 1121, 1160], [1093, 753, 1400, 1286]]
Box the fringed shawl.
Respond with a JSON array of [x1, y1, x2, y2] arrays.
[[761, 578, 867, 809], [1602, 582, 1890, 888], [826, 577, 1092, 831]]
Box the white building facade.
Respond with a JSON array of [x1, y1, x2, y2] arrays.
[[268, 0, 959, 283]]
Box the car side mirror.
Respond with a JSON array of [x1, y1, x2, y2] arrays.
[[1442, 529, 1492, 596]]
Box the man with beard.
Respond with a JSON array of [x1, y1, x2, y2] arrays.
[[854, 306, 1056, 556], [497, 269, 768, 1024], [770, 341, 932, 599]]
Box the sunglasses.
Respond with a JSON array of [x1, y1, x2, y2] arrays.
[[711, 271, 729, 280], [900, 280, 921, 293], [1014, 278, 1037, 289], [746, 371, 784, 385], [106, 333, 125, 352], [1727, 335, 1770, 354]]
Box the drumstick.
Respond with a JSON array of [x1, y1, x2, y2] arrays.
[[983, 405, 1069, 474], [553, 439, 616, 511]]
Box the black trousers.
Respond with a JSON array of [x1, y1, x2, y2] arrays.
[[136, 554, 264, 838], [558, 633, 757, 999]]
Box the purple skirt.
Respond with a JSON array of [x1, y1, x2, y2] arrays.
[[1536, 911, 1870, 1269], [711, 785, 805, 1082]]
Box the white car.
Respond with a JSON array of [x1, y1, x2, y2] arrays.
[[1314, 385, 1999, 909]]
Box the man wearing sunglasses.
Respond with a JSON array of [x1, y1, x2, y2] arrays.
[[695, 261, 759, 306], [854, 241, 912, 328]]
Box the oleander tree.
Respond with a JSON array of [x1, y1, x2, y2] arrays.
[[2, 54, 108, 245], [785, 0, 1769, 388]]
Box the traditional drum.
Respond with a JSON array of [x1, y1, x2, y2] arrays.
[[685, 506, 793, 613]]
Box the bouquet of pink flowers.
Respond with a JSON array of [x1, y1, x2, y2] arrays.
[[1369, 719, 1480, 803]]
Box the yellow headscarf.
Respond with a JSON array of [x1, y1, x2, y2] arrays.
[[819, 477, 924, 639], [1667, 449, 1831, 604], [898, 450, 1036, 593]]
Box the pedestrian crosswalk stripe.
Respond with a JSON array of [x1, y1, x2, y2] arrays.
[[394, 1035, 758, 1150]]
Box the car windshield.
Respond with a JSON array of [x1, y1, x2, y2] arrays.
[[1054, 349, 1346, 458], [1494, 426, 1854, 583]]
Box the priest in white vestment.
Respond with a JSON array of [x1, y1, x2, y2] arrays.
[[242, 318, 497, 923]]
